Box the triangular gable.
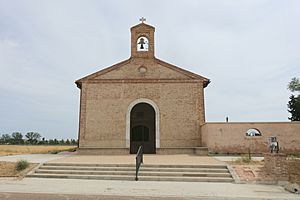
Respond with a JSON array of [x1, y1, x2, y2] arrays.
[[130, 22, 155, 31], [76, 59, 131, 83], [75, 58, 210, 88], [155, 58, 209, 81]]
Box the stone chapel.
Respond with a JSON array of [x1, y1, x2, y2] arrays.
[[75, 20, 209, 154]]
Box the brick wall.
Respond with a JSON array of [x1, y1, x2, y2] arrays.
[[79, 80, 205, 149], [263, 154, 300, 184], [288, 159, 300, 185], [201, 122, 300, 154], [264, 153, 288, 181]]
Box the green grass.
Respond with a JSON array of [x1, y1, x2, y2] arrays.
[[15, 159, 29, 171]]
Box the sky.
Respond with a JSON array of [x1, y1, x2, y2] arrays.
[[0, 0, 299, 139]]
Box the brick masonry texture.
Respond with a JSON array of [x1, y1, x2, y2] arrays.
[[288, 159, 300, 185], [264, 153, 288, 181], [76, 23, 208, 150], [201, 122, 300, 154], [79, 81, 205, 148], [76, 22, 300, 154], [264, 154, 300, 184]]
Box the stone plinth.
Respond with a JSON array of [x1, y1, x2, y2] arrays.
[[264, 153, 288, 181], [288, 158, 300, 185]]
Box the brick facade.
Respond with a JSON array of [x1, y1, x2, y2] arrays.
[[76, 22, 209, 153]]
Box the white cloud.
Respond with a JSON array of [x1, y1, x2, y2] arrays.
[[0, 0, 299, 138]]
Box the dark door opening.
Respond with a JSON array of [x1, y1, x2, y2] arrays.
[[130, 103, 155, 154]]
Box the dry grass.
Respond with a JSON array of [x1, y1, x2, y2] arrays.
[[228, 159, 263, 165], [227, 155, 263, 165], [0, 161, 37, 177], [0, 145, 77, 156]]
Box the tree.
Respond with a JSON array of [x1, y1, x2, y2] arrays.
[[0, 134, 12, 144], [71, 139, 77, 145], [287, 95, 300, 121], [53, 139, 59, 145], [48, 139, 55, 145], [38, 137, 48, 145], [11, 132, 23, 144], [288, 77, 300, 92], [287, 77, 300, 121], [65, 139, 70, 145], [25, 132, 41, 144], [59, 139, 65, 145]]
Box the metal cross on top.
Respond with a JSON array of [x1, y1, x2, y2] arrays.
[[139, 17, 146, 23]]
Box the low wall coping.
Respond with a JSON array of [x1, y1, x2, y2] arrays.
[[201, 122, 300, 125]]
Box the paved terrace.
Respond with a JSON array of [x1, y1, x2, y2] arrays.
[[1, 154, 298, 199], [0, 153, 265, 165], [0, 178, 299, 200], [47, 154, 224, 165]]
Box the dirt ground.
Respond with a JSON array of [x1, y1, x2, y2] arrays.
[[0, 145, 76, 156], [0, 161, 37, 177], [0, 193, 186, 200], [227, 159, 274, 182]]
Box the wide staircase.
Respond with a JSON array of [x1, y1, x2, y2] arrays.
[[27, 163, 234, 182]]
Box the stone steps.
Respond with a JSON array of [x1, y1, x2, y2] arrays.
[[28, 163, 234, 182], [28, 173, 233, 182], [39, 166, 229, 173], [42, 163, 227, 168], [34, 169, 232, 177]]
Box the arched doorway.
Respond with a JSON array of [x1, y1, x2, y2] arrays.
[[130, 103, 156, 154]]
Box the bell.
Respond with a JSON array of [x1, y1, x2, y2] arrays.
[[138, 38, 145, 49]]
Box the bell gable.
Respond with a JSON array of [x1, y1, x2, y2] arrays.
[[75, 21, 210, 88]]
